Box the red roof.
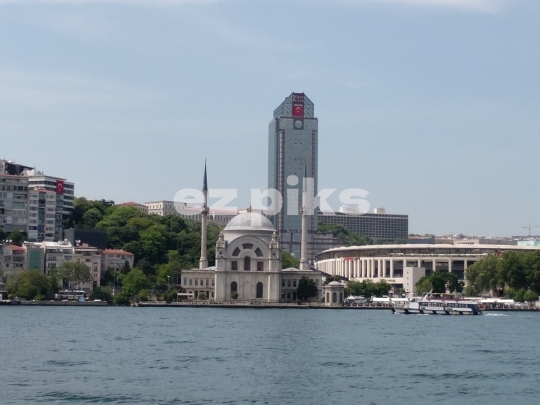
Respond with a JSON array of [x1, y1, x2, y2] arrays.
[[9, 245, 26, 251], [103, 249, 134, 256], [117, 202, 143, 207]]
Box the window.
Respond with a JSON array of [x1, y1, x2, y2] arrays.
[[195, 279, 198, 286], [332, 292, 337, 303], [231, 261, 238, 270], [257, 261, 263, 271], [256, 282, 263, 299], [206, 279, 209, 286], [212, 280, 215, 286], [242, 244, 253, 250], [232, 247, 241, 256], [231, 282, 237, 292], [293, 280, 297, 287], [244, 256, 251, 271], [287, 280, 291, 287], [255, 248, 263, 257], [282, 279, 285, 287], [189, 279, 192, 286], [184, 278, 187, 285]]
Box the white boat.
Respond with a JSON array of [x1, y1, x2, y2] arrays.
[[391, 293, 482, 315]]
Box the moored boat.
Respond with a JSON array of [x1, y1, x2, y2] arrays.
[[391, 293, 482, 315]]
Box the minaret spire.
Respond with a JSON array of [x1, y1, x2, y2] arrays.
[[199, 160, 209, 269], [299, 162, 309, 270]]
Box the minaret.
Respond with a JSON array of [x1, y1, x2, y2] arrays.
[[299, 164, 309, 270], [199, 161, 209, 269]]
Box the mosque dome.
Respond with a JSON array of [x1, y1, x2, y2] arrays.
[[224, 212, 275, 233]]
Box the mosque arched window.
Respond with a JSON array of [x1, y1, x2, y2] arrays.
[[232, 247, 241, 257], [244, 256, 251, 271], [332, 292, 337, 303], [256, 282, 263, 299], [231, 282, 237, 293], [255, 247, 263, 257]]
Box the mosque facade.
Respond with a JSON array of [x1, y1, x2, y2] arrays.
[[180, 165, 323, 303]]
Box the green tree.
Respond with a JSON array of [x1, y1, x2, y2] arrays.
[[372, 280, 391, 297], [522, 251, 540, 294], [113, 290, 131, 305], [58, 261, 92, 289], [345, 280, 364, 296], [8, 230, 26, 246], [523, 290, 538, 303], [466, 254, 501, 294], [198, 292, 208, 300], [446, 272, 464, 293], [231, 291, 239, 299], [82, 208, 103, 228], [498, 251, 527, 290], [429, 272, 447, 293], [120, 260, 131, 275], [415, 276, 433, 295], [90, 287, 112, 302], [6, 271, 51, 300], [163, 288, 178, 303], [282, 251, 299, 269], [297, 276, 318, 301], [317, 223, 372, 246], [122, 269, 148, 296]]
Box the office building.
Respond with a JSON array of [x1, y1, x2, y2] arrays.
[[319, 208, 408, 242], [268, 92, 318, 260]]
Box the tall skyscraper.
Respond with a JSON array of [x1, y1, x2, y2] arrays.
[[268, 93, 318, 261]]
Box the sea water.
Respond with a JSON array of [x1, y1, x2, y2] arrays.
[[1, 307, 539, 404]]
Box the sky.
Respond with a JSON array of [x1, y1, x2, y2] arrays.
[[1, 0, 539, 237]]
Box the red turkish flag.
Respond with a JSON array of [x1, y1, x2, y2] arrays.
[[56, 180, 65, 194], [292, 103, 304, 117]]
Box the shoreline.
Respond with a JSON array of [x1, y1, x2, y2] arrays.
[[1, 301, 539, 311]]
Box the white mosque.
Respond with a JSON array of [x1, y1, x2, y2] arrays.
[[179, 165, 323, 303]]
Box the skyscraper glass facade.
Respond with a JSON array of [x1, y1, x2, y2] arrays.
[[268, 93, 318, 260]]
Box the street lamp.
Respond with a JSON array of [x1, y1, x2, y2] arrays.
[[113, 274, 117, 296], [167, 275, 171, 289]]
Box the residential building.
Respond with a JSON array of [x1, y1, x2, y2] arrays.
[[268, 92, 318, 260], [101, 249, 135, 272], [0, 160, 75, 242], [27, 187, 58, 242], [0, 160, 30, 234], [0, 244, 27, 278], [73, 243, 102, 290], [117, 202, 148, 214], [42, 240, 74, 275], [22, 169, 74, 241], [144, 200, 239, 226]]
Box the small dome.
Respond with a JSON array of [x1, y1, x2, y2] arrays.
[[328, 281, 341, 286], [224, 212, 275, 232]]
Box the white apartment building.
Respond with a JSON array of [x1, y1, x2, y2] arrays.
[[73, 243, 102, 290], [27, 188, 58, 242], [0, 161, 29, 234], [145, 200, 246, 226], [101, 249, 135, 272], [0, 160, 75, 242], [117, 202, 148, 214]]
